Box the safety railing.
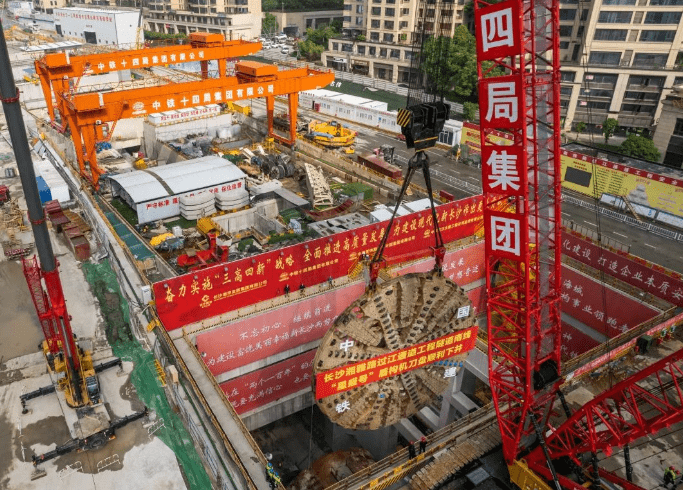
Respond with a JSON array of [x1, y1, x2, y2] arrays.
[[562, 193, 683, 242], [561, 306, 680, 379], [324, 403, 497, 490]]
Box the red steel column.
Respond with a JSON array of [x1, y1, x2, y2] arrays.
[[475, 0, 563, 463]]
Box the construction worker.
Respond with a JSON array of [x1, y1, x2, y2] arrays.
[[664, 466, 678, 488], [408, 441, 416, 459], [419, 436, 427, 454]]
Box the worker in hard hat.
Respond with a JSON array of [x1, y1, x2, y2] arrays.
[[664, 466, 679, 488]]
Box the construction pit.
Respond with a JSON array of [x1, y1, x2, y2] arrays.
[[1, 34, 683, 490]]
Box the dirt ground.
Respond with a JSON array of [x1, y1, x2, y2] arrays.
[[0, 261, 44, 363]]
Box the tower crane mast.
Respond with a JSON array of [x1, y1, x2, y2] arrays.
[[473, 1, 683, 487], [474, 0, 563, 465]]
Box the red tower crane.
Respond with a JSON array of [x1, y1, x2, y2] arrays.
[[474, 1, 683, 488], [475, 0, 563, 465]]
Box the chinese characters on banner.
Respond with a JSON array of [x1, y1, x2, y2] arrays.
[[154, 195, 485, 330], [560, 322, 600, 362], [559, 267, 658, 337], [220, 350, 315, 415], [562, 232, 683, 307], [197, 282, 365, 376], [314, 326, 479, 399], [476, 1, 526, 266], [392, 242, 486, 286]]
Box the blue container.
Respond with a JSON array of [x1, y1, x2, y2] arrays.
[[36, 176, 52, 204]]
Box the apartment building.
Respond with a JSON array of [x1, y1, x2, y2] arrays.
[[33, 0, 67, 15], [267, 10, 343, 38], [322, 0, 466, 83], [558, 0, 683, 135], [145, 0, 260, 40], [70, 0, 261, 40]]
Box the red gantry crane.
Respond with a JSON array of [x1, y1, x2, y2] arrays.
[[474, 0, 683, 488], [55, 61, 333, 188], [35, 33, 262, 131]]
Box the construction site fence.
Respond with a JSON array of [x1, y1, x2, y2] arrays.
[[562, 193, 683, 243], [325, 403, 497, 490]]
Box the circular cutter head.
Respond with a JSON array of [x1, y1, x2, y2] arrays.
[[313, 270, 476, 430]]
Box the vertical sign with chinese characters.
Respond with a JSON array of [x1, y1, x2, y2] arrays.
[[475, 0, 563, 464]]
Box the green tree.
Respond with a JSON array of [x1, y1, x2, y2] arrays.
[[420, 25, 503, 99], [575, 121, 586, 139], [298, 39, 324, 60], [463, 101, 478, 121], [602, 118, 619, 144], [262, 13, 279, 36], [306, 25, 338, 47], [263, 0, 343, 11], [618, 135, 661, 161]]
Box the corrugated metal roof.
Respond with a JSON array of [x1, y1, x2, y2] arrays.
[[21, 40, 83, 53], [108, 156, 245, 204], [108, 171, 168, 204], [146, 156, 244, 195]]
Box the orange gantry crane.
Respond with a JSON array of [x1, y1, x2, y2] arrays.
[[57, 61, 334, 188], [35, 33, 261, 130]]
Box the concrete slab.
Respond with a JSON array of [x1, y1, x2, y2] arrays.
[[0, 357, 187, 489]]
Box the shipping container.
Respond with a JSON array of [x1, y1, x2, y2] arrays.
[[357, 154, 403, 180]]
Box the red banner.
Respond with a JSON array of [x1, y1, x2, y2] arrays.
[[220, 350, 315, 415], [560, 267, 659, 337], [155, 195, 485, 330], [561, 321, 600, 362], [197, 282, 365, 376], [314, 327, 478, 399], [394, 242, 485, 285], [562, 232, 683, 307], [467, 286, 486, 316]]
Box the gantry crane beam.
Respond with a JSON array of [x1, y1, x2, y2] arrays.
[[35, 33, 261, 129], [58, 64, 334, 188], [528, 348, 683, 462]]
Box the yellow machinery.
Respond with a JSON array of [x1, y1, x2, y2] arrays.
[[305, 120, 356, 148], [226, 101, 252, 116], [41, 339, 100, 407]]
